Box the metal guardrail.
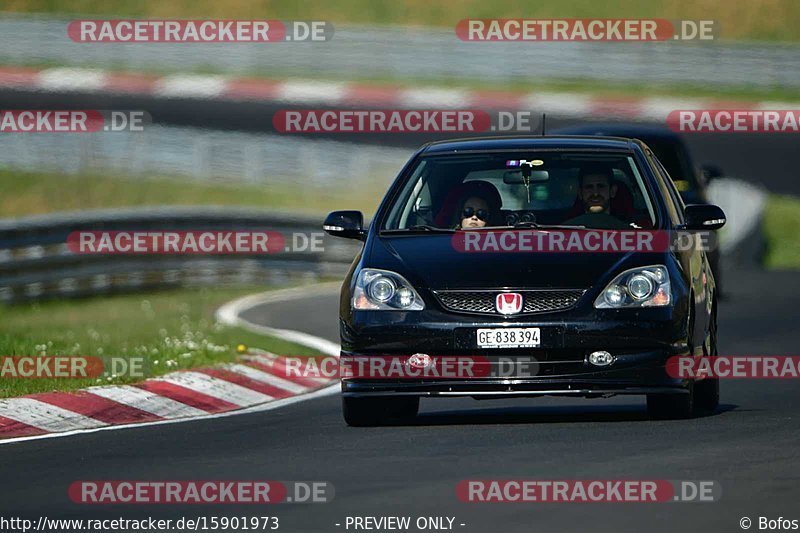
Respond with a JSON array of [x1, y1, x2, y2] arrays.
[[0, 207, 362, 303], [0, 125, 411, 189]]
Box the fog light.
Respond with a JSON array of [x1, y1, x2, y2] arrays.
[[396, 287, 414, 308], [604, 285, 625, 306], [588, 350, 615, 367]]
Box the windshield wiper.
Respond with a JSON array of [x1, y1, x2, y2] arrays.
[[381, 225, 455, 234]]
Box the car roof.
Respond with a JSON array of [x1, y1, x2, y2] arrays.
[[420, 135, 640, 154]]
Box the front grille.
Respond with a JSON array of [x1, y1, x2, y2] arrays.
[[433, 289, 585, 315]]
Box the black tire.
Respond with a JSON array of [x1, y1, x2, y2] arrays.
[[647, 385, 694, 419], [342, 396, 419, 427], [694, 378, 719, 413], [695, 308, 720, 413], [648, 302, 696, 419]]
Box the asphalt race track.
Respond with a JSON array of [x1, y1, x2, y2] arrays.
[[1, 125, 799, 532], [1, 263, 799, 532]]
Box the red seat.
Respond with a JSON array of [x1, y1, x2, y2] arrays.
[[434, 184, 468, 227]]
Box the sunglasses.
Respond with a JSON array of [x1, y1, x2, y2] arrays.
[[462, 207, 489, 221]]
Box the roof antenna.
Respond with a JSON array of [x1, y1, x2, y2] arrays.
[[541, 113, 547, 136]]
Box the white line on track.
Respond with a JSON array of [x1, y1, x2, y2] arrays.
[[154, 371, 275, 405], [0, 398, 107, 432], [225, 363, 309, 394], [153, 74, 228, 98], [215, 282, 342, 355], [87, 385, 208, 418], [276, 80, 348, 103], [36, 67, 109, 92], [243, 353, 332, 386], [398, 87, 470, 108]]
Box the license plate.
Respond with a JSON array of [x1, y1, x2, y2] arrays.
[[476, 328, 540, 348]]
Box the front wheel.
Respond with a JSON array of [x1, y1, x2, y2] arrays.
[[647, 385, 694, 419], [342, 396, 419, 427], [648, 305, 720, 418], [694, 377, 719, 413], [695, 309, 720, 413]]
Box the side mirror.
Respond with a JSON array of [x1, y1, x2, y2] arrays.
[[683, 204, 726, 230], [323, 210, 367, 240], [700, 164, 723, 182]]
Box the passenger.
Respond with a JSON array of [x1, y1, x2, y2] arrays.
[[452, 181, 503, 229]]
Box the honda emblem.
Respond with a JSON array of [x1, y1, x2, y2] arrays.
[[496, 292, 523, 315]]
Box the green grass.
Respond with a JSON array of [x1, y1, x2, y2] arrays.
[[5, 0, 800, 41], [0, 169, 382, 218], [763, 194, 800, 270], [0, 285, 327, 398]]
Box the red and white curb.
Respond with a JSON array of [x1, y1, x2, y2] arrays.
[[0, 284, 341, 445], [0, 65, 789, 122]]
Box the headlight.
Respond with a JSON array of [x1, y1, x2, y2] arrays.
[[368, 277, 395, 302], [353, 269, 425, 310], [594, 265, 670, 308], [627, 274, 654, 300]]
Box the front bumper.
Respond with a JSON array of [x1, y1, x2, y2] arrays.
[[342, 383, 689, 398], [341, 351, 688, 397], [340, 306, 690, 398]]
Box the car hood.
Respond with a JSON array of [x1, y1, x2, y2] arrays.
[[371, 234, 649, 290]]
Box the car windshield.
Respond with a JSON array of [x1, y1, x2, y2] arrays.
[[381, 151, 657, 231]]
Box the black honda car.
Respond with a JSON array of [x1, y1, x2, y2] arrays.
[[324, 136, 725, 426]]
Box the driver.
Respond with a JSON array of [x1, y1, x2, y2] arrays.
[[563, 164, 629, 229]]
